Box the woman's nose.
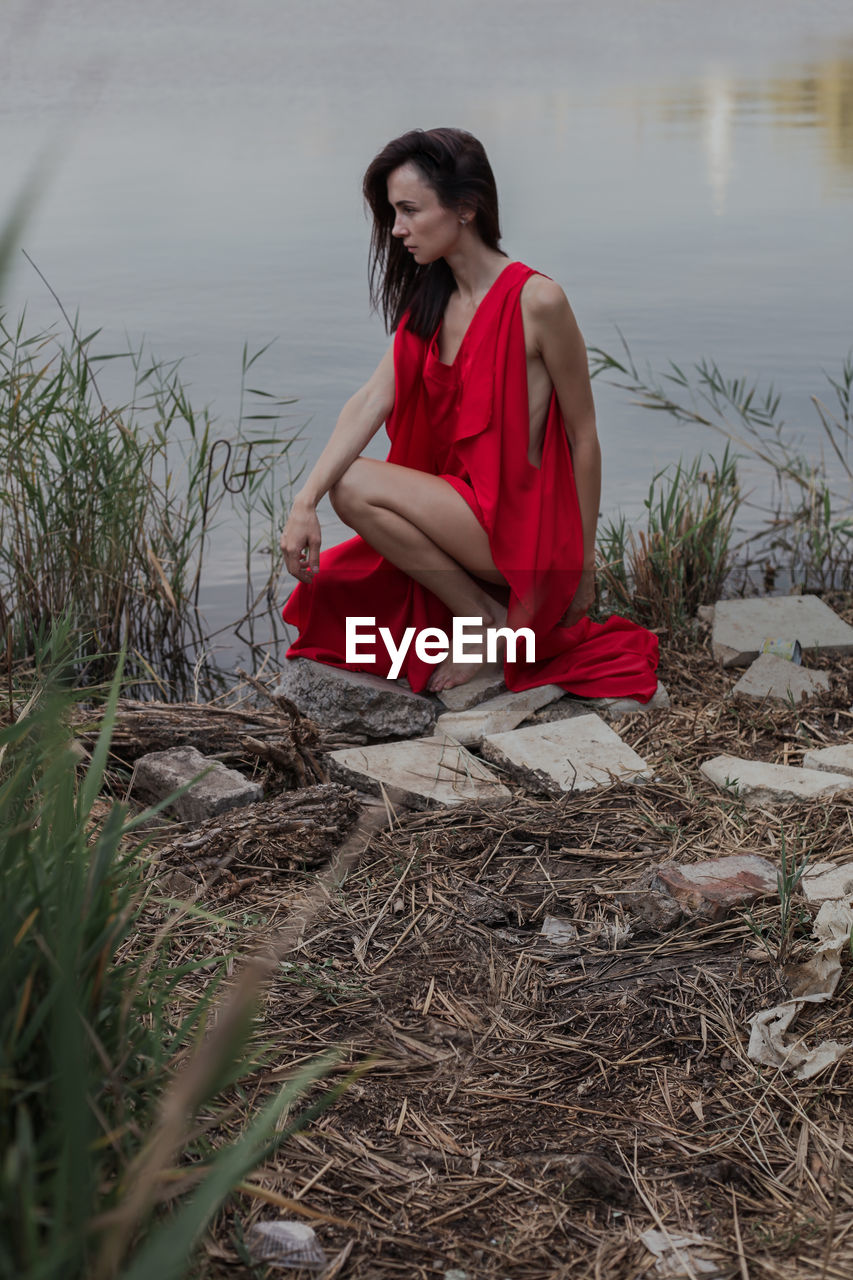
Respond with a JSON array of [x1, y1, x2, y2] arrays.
[[392, 216, 406, 237]]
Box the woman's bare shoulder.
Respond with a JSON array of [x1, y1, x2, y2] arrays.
[[520, 273, 572, 320]]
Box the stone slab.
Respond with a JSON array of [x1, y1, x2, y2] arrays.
[[624, 855, 777, 927], [481, 714, 650, 794], [712, 595, 853, 667], [731, 653, 830, 703], [700, 754, 853, 804], [435, 667, 506, 711], [525, 681, 670, 726], [274, 657, 436, 738], [133, 746, 263, 823], [327, 737, 511, 809], [657, 854, 777, 922], [803, 743, 853, 777], [434, 684, 564, 746]]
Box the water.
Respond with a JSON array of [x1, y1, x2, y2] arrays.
[[2, 0, 852, 667]]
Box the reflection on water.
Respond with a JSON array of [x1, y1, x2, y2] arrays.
[[653, 49, 853, 208]]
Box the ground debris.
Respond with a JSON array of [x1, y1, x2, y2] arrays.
[[131, 639, 853, 1280]]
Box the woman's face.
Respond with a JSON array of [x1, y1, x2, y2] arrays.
[[387, 163, 465, 264]]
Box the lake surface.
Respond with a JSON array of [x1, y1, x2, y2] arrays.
[[2, 0, 852, 667]]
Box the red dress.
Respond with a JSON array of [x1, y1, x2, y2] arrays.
[[282, 262, 659, 700]]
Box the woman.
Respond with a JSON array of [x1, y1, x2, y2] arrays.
[[280, 127, 658, 699]]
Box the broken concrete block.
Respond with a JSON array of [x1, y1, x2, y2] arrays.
[[712, 595, 853, 667], [434, 683, 563, 746], [803, 743, 853, 777], [481, 714, 650, 794], [731, 653, 830, 703], [656, 854, 777, 922], [524, 681, 670, 726], [802, 861, 853, 903], [133, 746, 263, 823], [327, 737, 510, 809], [435, 667, 506, 711], [700, 754, 853, 804], [274, 657, 436, 738], [624, 855, 777, 926]]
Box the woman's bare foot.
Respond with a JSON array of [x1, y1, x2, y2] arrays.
[[426, 609, 508, 693]]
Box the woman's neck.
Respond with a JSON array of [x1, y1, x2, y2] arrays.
[[444, 243, 510, 306]]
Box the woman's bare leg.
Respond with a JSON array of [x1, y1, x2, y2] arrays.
[[329, 458, 507, 691]]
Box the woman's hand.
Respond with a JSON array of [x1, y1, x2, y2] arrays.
[[558, 567, 596, 629], [280, 500, 322, 584]]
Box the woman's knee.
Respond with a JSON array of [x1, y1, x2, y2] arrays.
[[329, 459, 370, 519]]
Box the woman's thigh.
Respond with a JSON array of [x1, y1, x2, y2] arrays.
[[332, 458, 504, 585]]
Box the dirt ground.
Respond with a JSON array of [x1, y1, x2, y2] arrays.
[[120, 626, 853, 1280]]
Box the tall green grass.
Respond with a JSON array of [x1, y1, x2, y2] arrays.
[[0, 629, 335, 1279], [591, 340, 853, 594], [0, 317, 298, 695], [596, 448, 740, 633]]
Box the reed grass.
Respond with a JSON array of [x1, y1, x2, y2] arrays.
[[596, 447, 740, 633], [591, 337, 853, 594], [0, 316, 298, 696], [0, 627, 334, 1279]]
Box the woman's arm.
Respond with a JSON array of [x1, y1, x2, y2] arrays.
[[280, 344, 396, 582], [524, 277, 601, 626]]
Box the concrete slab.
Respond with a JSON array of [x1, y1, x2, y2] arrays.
[[524, 681, 670, 726], [803, 743, 853, 777], [327, 737, 511, 809], [133, 746, 263, 822], [274, 657, 436, 738], [481, 714, 650, 794], [712, 595, 853, 667], [700, 754, 853, 804], [435, 667, 506, 711], [731, 653, 831, 703], [434, 684, 564, 746]]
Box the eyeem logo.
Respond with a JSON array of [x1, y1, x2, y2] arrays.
[[345, 617, 535, 679]]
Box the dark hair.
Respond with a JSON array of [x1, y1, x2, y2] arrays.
[[362, 127, 504, 339]]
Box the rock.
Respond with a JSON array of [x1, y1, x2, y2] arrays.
[[274, 658, 436, 738], [596, 680, 671, 720], [700, 754, 853, 804], [132, 746, 262, 822], [803, 743, 853, 777], [711, 595, 853, 667], [624, 855, 778, 928], [524, 680, 670, 725], [435, 667, 506, 711], [802, 861, 853, 903], [621, 869, 685, 931], [245, 1221, 326, 1270], [730, 653, 830, 703], [433, 683, 564, 746], [327, 737, 511, 809], [696, 604, 716, 625], [540, 914, 580, 946], [655, 854, 777, 922], [481, 714, 650, 794]]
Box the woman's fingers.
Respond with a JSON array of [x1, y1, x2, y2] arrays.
[[280, 508, 323, 582]]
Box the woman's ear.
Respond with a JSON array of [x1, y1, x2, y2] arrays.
[[457, 204, 476, 226]]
